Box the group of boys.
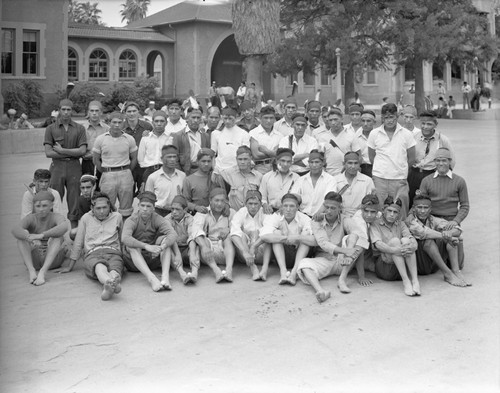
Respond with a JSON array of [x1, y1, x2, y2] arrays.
[[12, 96, 470, 303]]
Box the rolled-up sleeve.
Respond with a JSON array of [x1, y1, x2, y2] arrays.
[[230, 209, 245, 238], [344, 217, 369, 249], [189, 212, 207, 241], [259, 214, 279, 236]]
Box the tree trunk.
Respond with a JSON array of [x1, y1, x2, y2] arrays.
[[414, 57, 425, 114], [344, 66, 355, 106], [242, 55, 264, 108]]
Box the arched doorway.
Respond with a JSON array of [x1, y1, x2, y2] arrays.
[[211, 35, 243, 92], [147, 51, 163, 94]]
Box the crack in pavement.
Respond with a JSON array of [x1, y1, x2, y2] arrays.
[[45, 342, 118, 362], [66, 374, 90, 390]]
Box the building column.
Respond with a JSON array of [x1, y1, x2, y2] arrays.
[[444, 62, 452, 91], [423, 60, 433, 95]]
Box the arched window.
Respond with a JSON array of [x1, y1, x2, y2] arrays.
[[119, 50, 137, 80], [89, 49, 108, 80], [68, 47, 78, 81]]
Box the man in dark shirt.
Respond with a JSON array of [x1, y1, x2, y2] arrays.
[[44, 99, 87, 229]]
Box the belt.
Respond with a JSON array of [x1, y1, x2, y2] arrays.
[[87, 245, 119, 255], [54, 157, 79, 161], [147, 164, 162, 171], [254, 158, 273, 165], [411, 166, 434, 174], [102, 165, 130, 172]]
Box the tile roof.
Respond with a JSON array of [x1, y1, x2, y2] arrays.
[[126, 0, 232, 29], [68, 23, 174, 43]]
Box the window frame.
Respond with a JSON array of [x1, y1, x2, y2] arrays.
[[89, 49, 108, 81], [1, 28, 15, 75], [68, 47, 78, 81], [118, 49, 137, 80], [22, 30, 38, 76]]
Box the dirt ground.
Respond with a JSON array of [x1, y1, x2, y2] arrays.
[[0, 119, 498, 393]]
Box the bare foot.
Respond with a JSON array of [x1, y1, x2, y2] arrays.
[[403, 279, 415, 296], [148, 275, 163, 292], [33, 272, 46, 286], [412, 280, 421, 296], [111, 275, 122, 294], [250, 264, 260, 281], [224, 268, 233, 283], [259, 268, 268, 281], [29, 271, 37, 284], [214, 267, 224, 283], [183, 272, 195, 285], [178, 269, 188, 283], [315, 290, 331, 303], [454, 270, 471, 286], [101, 280, 114, 300], [337, 279, 351, 294], [190, 268, 199, 283], [358, 278, 373, 287], [160, 280, 172, 291]]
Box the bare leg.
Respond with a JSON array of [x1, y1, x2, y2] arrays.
[[287, 244, 310, 285], [422, 240, 465, 287], [160, 247, 172, 290], [222, 237, 235, 282], [95, 263, 115, 301], [405, 253, 420, 296], [272, 243, 289, 284], [33, 237, 64, 286], [200, 239, 223, 283], [337, 235, 358, 293], [16, 240, 38, 284], [189, 244, 200, 283], [128, 248, 163, 292], [301, 268, 331, 303], [447, 242, 471, 286], [259, 243, 272, 281], [355, 253, 373, 287], [387, 238, 414, 296]]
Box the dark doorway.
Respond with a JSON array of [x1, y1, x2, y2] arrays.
[[211, 35, 243, 92], [147, 51, 163, 92]]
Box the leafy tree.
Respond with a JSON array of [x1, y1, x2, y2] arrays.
[[268, 0, 391, 104], [101, 76, 160, 113], [69, 0, 104, 25], [232, 0, 281, 105], [121, 0, 150, 24], [385, 0, 498, 112], [3, 80, 44, 117]]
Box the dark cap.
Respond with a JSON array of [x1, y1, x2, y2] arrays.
[[138, 191, 157, 204], [34, 169, 51, 180]]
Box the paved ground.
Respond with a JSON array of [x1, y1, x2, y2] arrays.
[[0, 119, 498, 393]]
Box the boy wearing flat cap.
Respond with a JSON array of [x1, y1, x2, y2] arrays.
[[121, 191, 177, 291], [12, 191, 68, 285]]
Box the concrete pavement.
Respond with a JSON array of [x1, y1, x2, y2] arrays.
[[0, 119, 498, 393]]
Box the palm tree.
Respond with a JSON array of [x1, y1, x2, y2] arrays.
[[70, 1, 103, 25], [231, 0, 280, 105], [121, 0, 151, 24]]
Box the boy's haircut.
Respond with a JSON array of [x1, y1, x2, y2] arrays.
[[197, 148, 215, 161], [361, 109, 376, 118], [166, 98, 183, 107], [80, 174, 97, 185], [281, 193, 300, 205], [384, 195, 402, 208], [123, 101, 139, 112], [361, 194, 380, 208], [413, 193, 432, 205], [324, 191, 342, 203], [34, 169, 51, 180], [236, 145, 252, 157], [260, 106, 276, 116], [187, 106, 203, 115], [161, 144, 179, 155], [88, 100, 102, 110], [328, 108, 343, 117], [381, 103, 398, 115], [91, 191, 116, 211]]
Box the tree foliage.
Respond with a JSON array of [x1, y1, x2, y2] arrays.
[[69, 0, 104, 25], [101, 76, 160, 113], [121, 0, 150, 25], [267, 0, 498, 111], [3, 80, 44, 117]]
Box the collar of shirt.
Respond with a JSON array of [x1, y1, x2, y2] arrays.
[[84, 120, 108, 130], [308, 121, 321, 129], [320, 215, 341, 229], [376, 217, 399, 228], [255, 125, 280, 137], [56, 119, 78, 129], [355, 128, 369, 140], [433, 170, 453, 179], [159, 168, 180, 178], [184, 126, 199, 134], [376, 123, 405, 136], [147, 131, 167, 139], [418, 131, 439, 141], [103, 130, 126, 137]]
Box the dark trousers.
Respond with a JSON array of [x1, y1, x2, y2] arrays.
[[49, 159, 81, 221], [132, 166, 145, 196], [407, 167, 434, 208], [360, 163, 373, 178]]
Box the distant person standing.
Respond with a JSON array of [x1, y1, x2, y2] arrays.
[[44, 99, 87, 229], [81, 101, 109, 181], [461, 81, 471, 109], [236, 81, 247, 104], [470, 84, 482, 112], [437, 83, 446, 104]]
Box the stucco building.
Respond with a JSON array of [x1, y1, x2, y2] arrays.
[[1, 0, 497, 113]]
